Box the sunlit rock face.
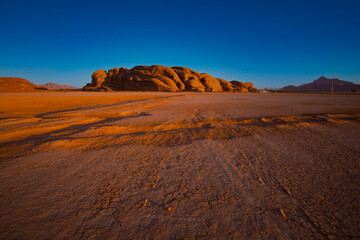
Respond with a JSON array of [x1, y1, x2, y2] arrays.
[[231, 80, 257, 93], [84, 65, 256, 92]]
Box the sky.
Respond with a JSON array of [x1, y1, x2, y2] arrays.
[[0, 0, 359, 88]]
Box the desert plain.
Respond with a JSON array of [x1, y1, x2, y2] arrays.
[[0, 91, 359, 239]]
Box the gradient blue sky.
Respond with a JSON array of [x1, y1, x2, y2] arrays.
[[1, 0, 359, 88]]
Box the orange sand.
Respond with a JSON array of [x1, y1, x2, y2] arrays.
[[1, 92, 360, 239]]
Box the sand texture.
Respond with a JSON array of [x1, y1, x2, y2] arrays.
[[0, 92, 360, 239]]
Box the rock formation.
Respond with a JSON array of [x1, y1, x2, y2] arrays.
[[231, 80, 256, 93], [0, 77, 47, 92], [83, 65, 256, 92], [280, 76, 360, 92]]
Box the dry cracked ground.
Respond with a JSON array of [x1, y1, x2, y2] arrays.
[[0, 92, 360, 239]]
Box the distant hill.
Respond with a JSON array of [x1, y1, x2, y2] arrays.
[[41, 82, 78, 90], [280, 76, 360, 92], [0, 77, 47, 92]]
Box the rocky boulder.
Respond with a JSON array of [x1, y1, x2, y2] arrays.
[[91, 70, 108, 87], [84, 65, 256, 92], [217, 78, 234, 92], [231, 80, 257, 93], [199, 73, 223, 92]]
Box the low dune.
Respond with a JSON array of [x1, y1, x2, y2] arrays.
[[0, 92, 359, 239], [0, 77, 44, 92]]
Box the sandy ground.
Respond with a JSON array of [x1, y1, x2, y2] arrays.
[[0, 92, 360, 239]]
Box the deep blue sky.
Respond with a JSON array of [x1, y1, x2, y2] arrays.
[[1, 0, 359, 88]]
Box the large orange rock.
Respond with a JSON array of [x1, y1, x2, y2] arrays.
[[231, 81, 257, 93], [199, 73, 223, 92], [91, 70, 107, 87], [84, 65, 254, 92], [172, 67, 205, 91], [243, 82, 255, 90], [217, 78, 234, 92], [172, 66, 201, 79], [148, 65, 185, 90]]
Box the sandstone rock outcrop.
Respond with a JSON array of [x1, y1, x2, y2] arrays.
[[231, 80, 256, 93], [199, 73, 223, 92], [84, 65, 256, 92], [217, 78, 234, 92]]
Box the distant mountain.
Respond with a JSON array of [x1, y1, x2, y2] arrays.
[[280, 76, 360, 92], [41, 82, 78, 90], [0, 77, 47, 92]]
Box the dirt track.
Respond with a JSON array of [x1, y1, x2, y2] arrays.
[[1, 92, 360, 239]]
